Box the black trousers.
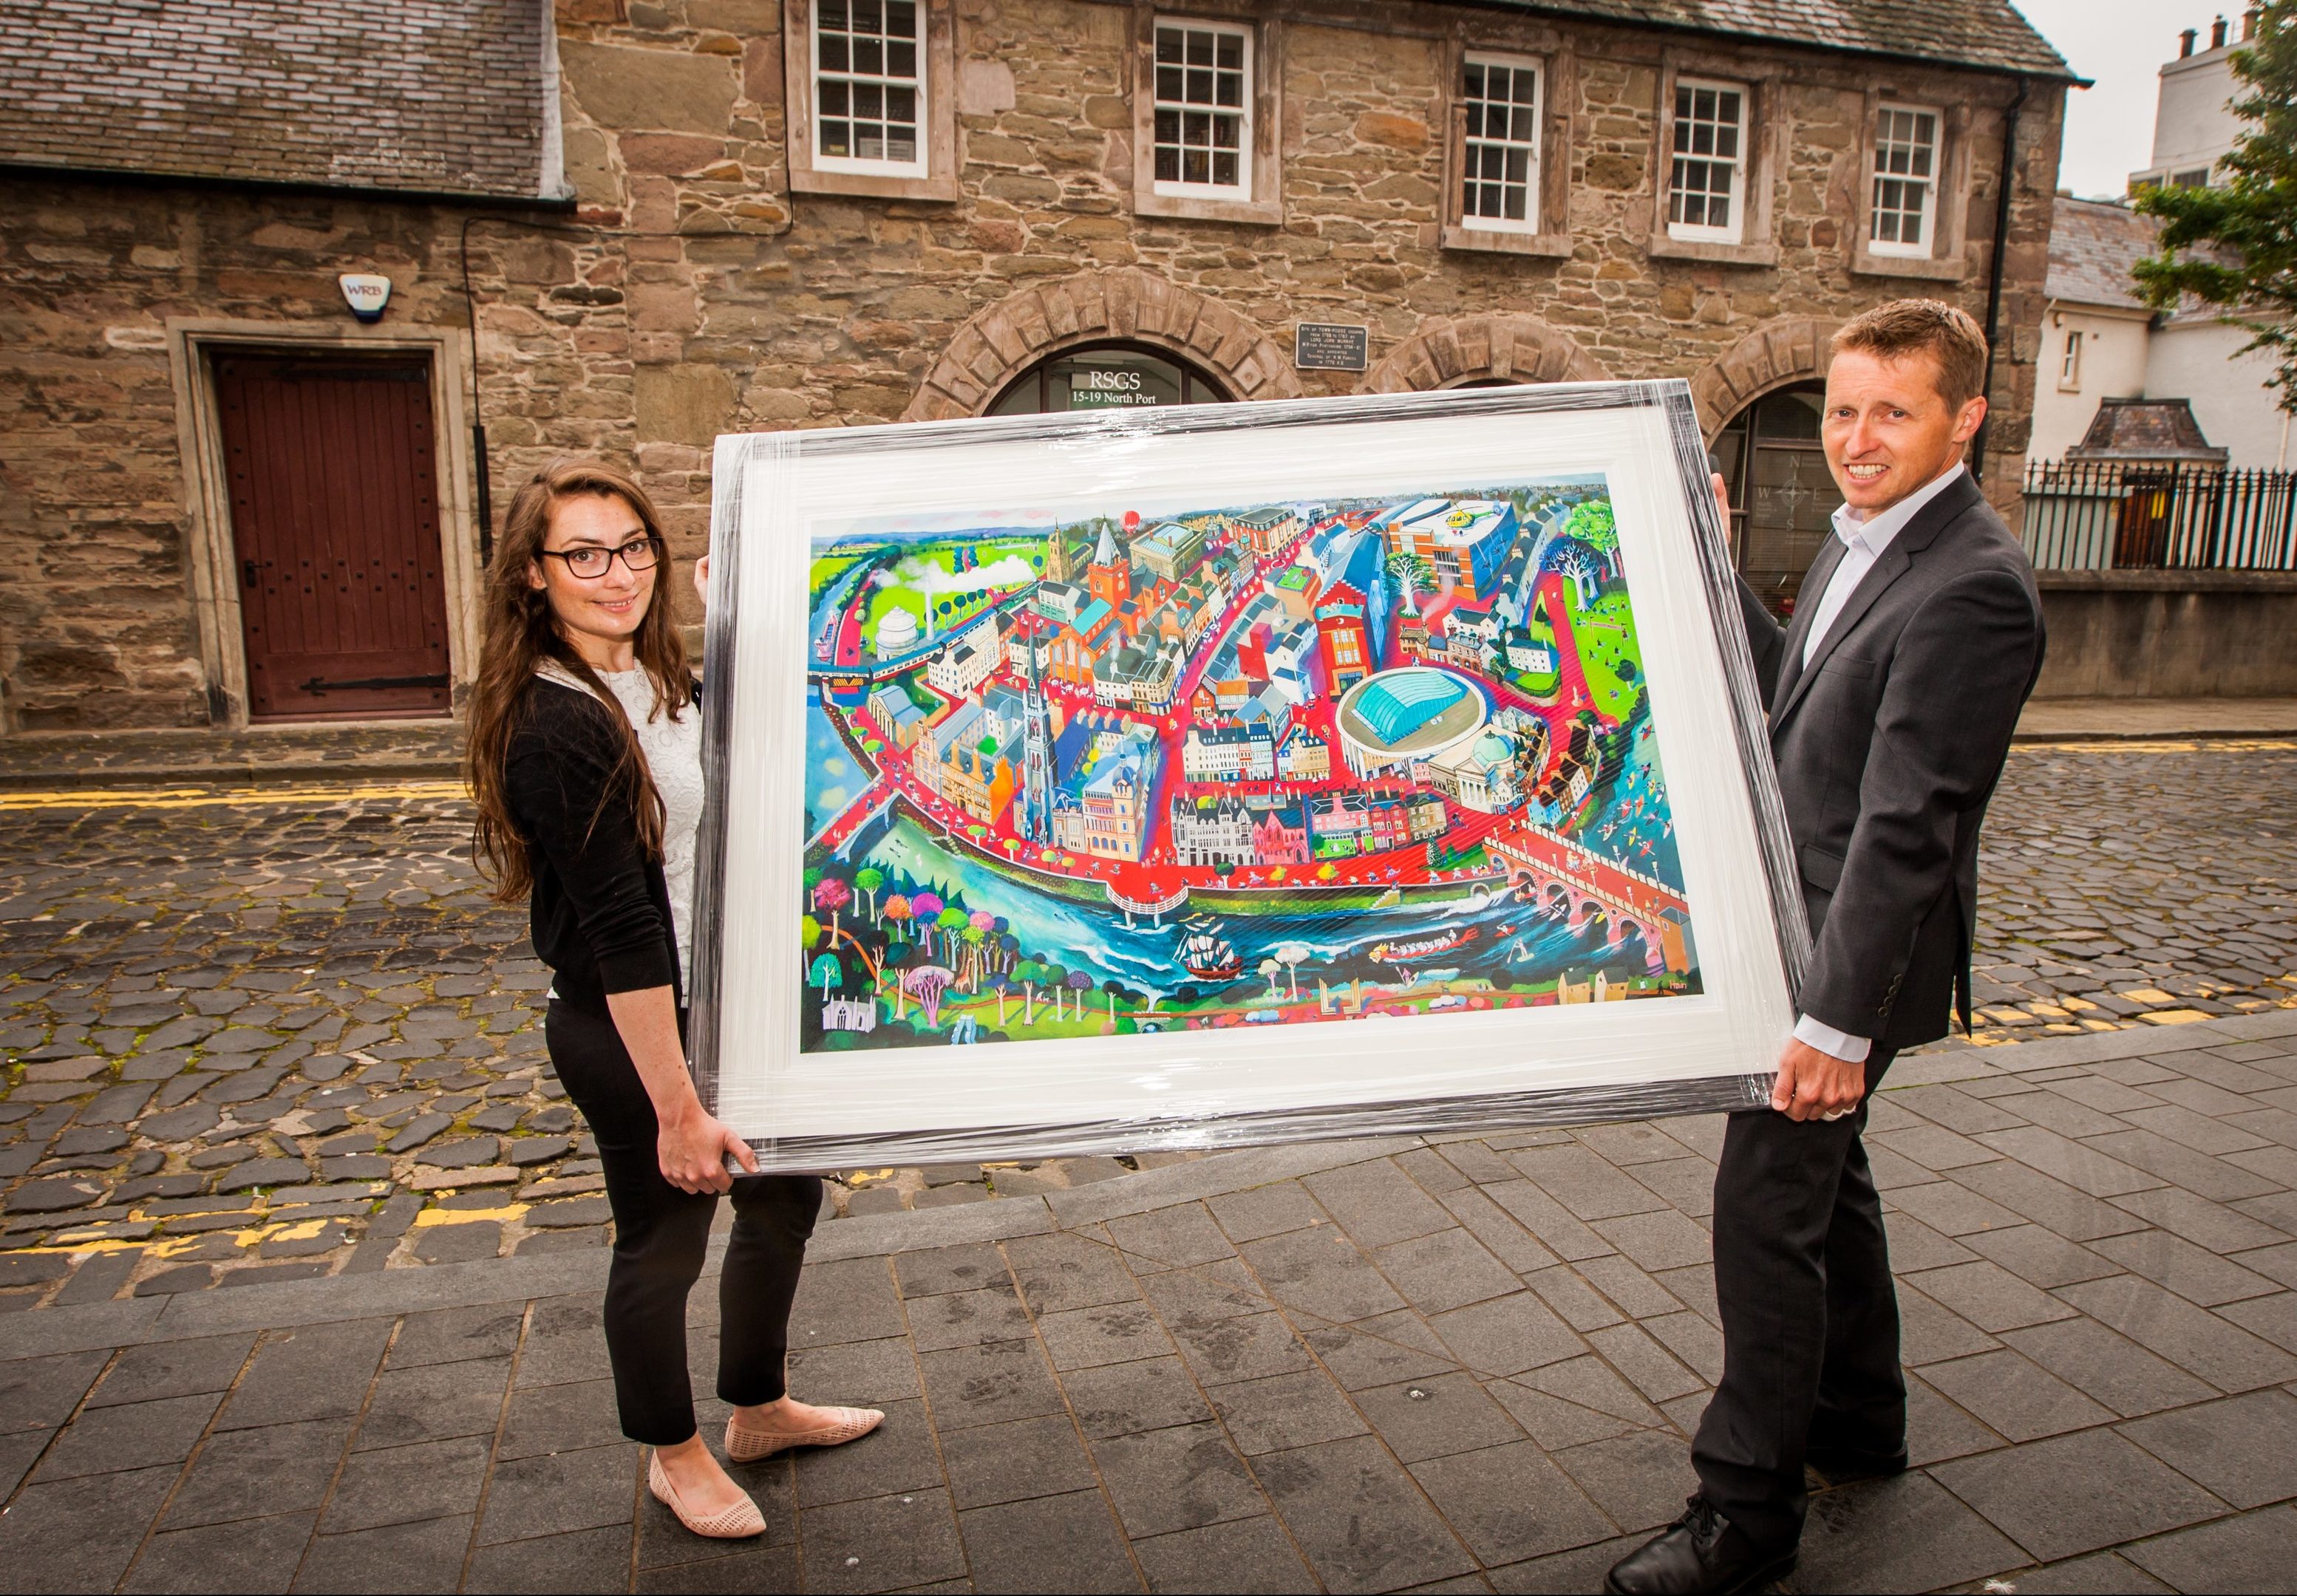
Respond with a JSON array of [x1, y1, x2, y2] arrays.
[[1691, 1048, 1902, 1552], [545, 1000, 823, 1447]]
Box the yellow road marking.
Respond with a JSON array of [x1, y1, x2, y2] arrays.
[[413, 1204, 529, 1227], [0, 780, 468, 811]]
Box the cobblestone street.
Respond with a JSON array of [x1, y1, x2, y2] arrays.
[[2, 740, 2296, 1593], [1, 743, 2293, 1298]]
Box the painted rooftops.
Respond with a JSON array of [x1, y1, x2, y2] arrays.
[[1137, 521, 1200, 552], [0, 0, 557, 200], [1389, 498, 1515, 547], [1352, 670, 1469, 743]]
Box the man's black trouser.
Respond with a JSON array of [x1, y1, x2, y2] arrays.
[[1691, 1048, 1902, 1552], [545, 1000, 823, 1447]]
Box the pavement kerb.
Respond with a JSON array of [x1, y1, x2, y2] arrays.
[[2011, 726, 2297, 745], [5, 1014, 2290, 1367], [0, 758, 463, 793]]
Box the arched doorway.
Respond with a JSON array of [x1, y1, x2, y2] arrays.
[[986, 341, 1231, 415], [902, 268, 1303, 421], [1715, 381, 1840, 618]]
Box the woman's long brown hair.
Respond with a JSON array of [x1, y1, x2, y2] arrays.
[[465, 460, 692, 903]]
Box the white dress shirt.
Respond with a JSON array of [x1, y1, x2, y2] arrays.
[[1790, 463, 1966, 1065]]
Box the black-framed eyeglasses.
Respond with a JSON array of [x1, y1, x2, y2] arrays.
[[540, 537, 661, 579]]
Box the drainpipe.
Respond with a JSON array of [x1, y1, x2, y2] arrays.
[[1972, 75, 2031, 484]]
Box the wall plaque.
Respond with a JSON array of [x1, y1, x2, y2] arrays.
[[1295, 322, 1370, 372]]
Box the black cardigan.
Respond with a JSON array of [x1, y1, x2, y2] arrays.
[[503, 675, 697, 1014]]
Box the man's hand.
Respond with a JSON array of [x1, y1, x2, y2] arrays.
[[1712, 471, 1732, 535], [692, 553, 711, 615], [657, 1100, 758, 1193], [1770, 1035, 1866, 1122]]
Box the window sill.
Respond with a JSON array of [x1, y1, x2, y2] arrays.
[[790, 167, 959, 202], [1851, 249, 1966, 282], [1136, 190, 1282, 226], [1441, 225, 1573, 259], [1647, 233, 1778, 267]]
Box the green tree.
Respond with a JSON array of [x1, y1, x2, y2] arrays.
[[2134, 3, 2297, 409], [809, 952, 843, 998], [854, 866, 885, 919], [1565, 499, 1619, 571]]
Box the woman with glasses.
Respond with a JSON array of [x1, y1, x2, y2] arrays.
[[465, 460, 879, 1539]]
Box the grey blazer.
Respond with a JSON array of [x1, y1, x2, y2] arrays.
[[1738, 469, 2046, 1052]]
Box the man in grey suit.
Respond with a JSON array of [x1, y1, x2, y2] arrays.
[[1608, 301, 2046, 1595]]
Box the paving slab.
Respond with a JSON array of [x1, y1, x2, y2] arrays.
[[4, 746, 2297, 1588]]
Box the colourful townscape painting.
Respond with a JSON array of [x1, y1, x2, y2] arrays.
[[797, 475, 1699, 1052]]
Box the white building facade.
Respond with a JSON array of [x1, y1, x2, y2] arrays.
[[2032, 14, 2290, 471]]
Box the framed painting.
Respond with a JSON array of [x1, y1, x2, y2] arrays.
[[692, 382, 1809, 1170]]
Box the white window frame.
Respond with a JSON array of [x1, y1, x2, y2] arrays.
[[1867, 101, 1941, 259], [811, 0, 930, 180], [2058, 327, 2083, 392], [1458, 52, 1544, 236], [1150, 16, 1254, 202], [1666, 77, 1749, 245]]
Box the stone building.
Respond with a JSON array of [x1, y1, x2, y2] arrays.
[[0, 0, 2072, 734]]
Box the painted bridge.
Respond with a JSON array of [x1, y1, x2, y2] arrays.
[[1484, 823, 1693, 975]]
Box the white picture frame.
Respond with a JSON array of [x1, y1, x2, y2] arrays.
[[692, 383, 1808, 1170]]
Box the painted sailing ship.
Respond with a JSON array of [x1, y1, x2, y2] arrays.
[[1178, 928, 1242, 981]]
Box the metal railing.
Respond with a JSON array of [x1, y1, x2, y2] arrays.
[[2020, 460, 2297, 571]]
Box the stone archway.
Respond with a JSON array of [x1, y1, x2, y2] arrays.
[[902, 269, 1304, 421], [1360, 314, 1608, 394], [1689, 316, 1842, 439]]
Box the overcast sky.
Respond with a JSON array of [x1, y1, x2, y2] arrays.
[[2012, 0, 2247, 198]]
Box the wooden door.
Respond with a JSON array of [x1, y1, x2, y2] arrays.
[[215, 352, 452, 720]]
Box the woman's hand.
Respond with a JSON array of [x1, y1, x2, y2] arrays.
[[657, 1099, 759, 1193], [693, 553, 710, 616], [602, 986, 749, 1192]]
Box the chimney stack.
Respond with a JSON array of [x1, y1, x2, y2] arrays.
[[2180, 27, 2198, 56], [2245, 7, 2262, 41], [2211, 15, 2229, 49]]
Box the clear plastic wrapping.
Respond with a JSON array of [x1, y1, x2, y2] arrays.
[[692, 382, 1808, 1171]]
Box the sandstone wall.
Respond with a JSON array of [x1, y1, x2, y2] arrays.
[[0, 0, 2063, 730]]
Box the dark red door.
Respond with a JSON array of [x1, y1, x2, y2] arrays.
[[215, 352, 452, 720]]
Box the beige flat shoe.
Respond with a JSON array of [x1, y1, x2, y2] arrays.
[[648, 1451, 767, 1539], [725, 1404, 885, 1463]]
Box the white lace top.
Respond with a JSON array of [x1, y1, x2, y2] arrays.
[[537, 660, 704, 992]]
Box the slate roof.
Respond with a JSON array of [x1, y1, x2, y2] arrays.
[[2046, 198, 2162, 310], [2067, 398, 2228, 463], [1483, 0, 2076, 80], [0, 0, 554, 200]]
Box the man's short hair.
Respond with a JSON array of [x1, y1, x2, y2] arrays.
[[1831, 299, 1990, 409]]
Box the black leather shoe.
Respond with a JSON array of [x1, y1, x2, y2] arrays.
[[1604, 1498, 1797, 1595], [1806, 1442, 1909, 1485]]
